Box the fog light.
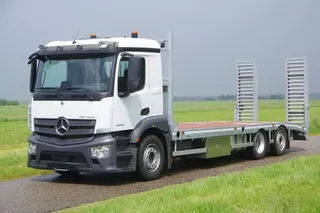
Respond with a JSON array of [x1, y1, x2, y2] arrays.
[[91, 145, 111, 159], [28, 143, 36, 155]]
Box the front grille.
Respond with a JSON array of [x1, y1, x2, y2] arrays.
[[34, 118, 96, 145]]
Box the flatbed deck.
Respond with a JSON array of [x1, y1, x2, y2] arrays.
[[171, 120, 305, 141], [177, 121, 277, 131]]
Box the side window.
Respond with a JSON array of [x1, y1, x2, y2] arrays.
[[117, 56, 146, 93], [119, 57, 129, 77], [131, 57, 145, 92], [41, 61, 67, 88], [118, 57, 129, 92]]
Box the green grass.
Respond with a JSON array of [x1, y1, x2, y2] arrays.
[[0, 100, 320, 181], [0, 120, 51, 181], [0, 149, 50, 181], [58, 155, 320, 213], [0, 121, 30, 151], [0, 114, 51, 181], [0, 105, 28, 122]]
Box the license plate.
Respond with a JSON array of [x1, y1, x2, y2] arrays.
[[47, 163, 68, 170]]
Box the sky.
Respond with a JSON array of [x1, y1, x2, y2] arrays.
[[0, 0, 319, 100]]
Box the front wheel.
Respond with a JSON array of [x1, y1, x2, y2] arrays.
[[137, 135, 165, 181]]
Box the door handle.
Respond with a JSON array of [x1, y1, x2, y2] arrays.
[[141, 107, 150, 116]]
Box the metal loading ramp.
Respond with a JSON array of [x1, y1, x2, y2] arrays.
[[285, 57, 309, 129], [234, 59, 258, 122], [172, 57, 309, 142]]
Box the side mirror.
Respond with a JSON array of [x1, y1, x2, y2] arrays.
[[29, 61, 37, 93], [126, 56, 144, 92], [28, 52, 38, 93]]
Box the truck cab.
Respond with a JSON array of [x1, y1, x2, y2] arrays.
[[27, 32, 172, 180]]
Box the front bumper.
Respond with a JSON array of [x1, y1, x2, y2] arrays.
[[27, 133, 137, 173]]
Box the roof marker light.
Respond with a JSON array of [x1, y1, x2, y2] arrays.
[[90, 34, 97, 38], [131, 31, 138, 38]]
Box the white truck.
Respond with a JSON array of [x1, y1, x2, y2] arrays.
[[27, 31, 309, 181]]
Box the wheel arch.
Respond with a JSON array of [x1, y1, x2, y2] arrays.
[[130, 116, 172, 169], [139, 127, 171, 170]]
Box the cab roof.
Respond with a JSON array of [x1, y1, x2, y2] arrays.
[[44, 37, 161, 50]]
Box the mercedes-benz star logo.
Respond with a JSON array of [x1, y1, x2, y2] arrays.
[[55, 117, 70, 136]]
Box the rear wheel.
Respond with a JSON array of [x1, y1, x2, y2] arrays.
[[271, 126, 288, 156], [137, 135, 165, 181], [250, 130, 267, 160]]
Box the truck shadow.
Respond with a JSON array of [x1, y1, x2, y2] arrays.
[[31, 145, 306, 186]]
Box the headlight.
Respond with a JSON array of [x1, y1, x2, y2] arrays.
[[91, 145, 111, 159], [28, 143, 36, 155]]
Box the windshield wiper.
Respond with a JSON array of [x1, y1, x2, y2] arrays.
[[35, 88, 64, 100], [63, 87, 94, 101]]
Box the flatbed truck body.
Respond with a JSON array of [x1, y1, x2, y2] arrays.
[[26, 31, 309, 181], [172, 120, 307, 158]]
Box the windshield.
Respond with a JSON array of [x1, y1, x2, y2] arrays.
[[35, 55, 115, 92]]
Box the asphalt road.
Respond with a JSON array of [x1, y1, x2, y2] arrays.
[[0, 136, 319, 213]]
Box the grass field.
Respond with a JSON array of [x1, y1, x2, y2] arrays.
[[58, 155, 320, 213], [0, 100, 319, 181], [0, 121, 51, 181], [0, 105, 28, 122]]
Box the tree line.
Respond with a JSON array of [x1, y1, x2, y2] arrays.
[[0, 99, 19, 106]]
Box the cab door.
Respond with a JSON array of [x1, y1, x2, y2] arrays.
[[112, 53, 153, 132]]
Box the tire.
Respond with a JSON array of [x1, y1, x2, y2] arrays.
[[271, 126, 288, 156], [250, 130, 267, 160], [137, 135, 165, 181]]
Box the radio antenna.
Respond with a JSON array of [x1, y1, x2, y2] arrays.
[[72, 28, 81, 44]]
